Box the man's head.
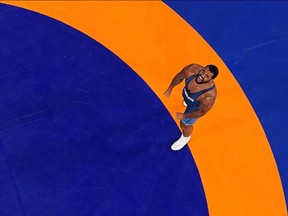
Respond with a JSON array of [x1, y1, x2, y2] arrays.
[[207, 64, 219, 79], [195, 64, 219, 84]]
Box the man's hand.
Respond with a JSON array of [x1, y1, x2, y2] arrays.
[[164, 88, 172, 98], [175, 112, 185, 120]]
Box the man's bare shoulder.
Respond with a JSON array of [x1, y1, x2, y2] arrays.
[[184, 63, 203, 77]]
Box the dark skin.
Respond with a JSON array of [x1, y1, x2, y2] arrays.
[[164, 64, 217, 137]]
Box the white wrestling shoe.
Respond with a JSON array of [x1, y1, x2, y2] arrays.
[[183, 101, 187, 107], [171, 134, 191, 151]]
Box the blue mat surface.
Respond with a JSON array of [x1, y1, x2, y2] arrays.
[[0, 4, 208, 216]]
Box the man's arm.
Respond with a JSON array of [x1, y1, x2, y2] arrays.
[[176, 94, 216, 119], [164, 64, 192, 97]]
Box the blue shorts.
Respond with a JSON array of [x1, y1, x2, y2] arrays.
[[181, 106, 198, 126], [181, 117, 198, 126]]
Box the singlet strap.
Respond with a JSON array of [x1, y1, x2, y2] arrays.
[[194, 85, 215, 100], [185, 74, 197, 86]]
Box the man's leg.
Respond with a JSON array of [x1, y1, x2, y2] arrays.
[[180, 120, 193, 137], [171, 121, 193, 151]]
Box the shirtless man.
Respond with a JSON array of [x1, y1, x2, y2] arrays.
[[164, 64, 219, 151]]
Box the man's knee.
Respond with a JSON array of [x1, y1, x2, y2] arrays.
[[180, 121, 192, 129]]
